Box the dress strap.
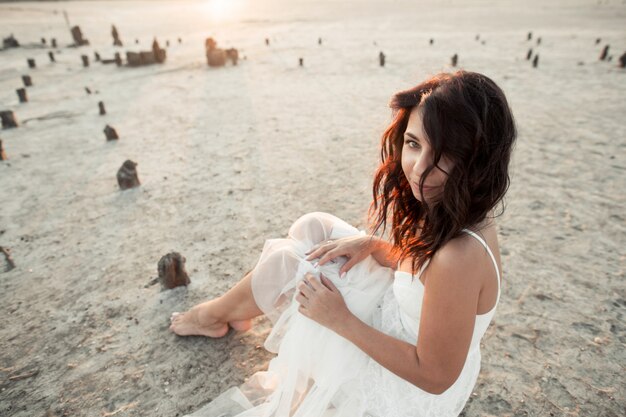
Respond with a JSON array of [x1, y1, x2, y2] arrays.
[[461, 229, 501, 303]]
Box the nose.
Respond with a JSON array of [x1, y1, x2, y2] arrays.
[[411, 151, 431, 180]]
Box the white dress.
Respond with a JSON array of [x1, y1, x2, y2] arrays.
[[185, 212, 501, 417]]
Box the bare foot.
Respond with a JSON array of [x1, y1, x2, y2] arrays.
[[169, 305, 229, 338], [229, 319, 252, 332]]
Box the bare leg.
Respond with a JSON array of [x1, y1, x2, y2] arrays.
[[169, 269, 264, 338]]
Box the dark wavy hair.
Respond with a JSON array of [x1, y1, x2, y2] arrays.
[[368, 70, 517, 276]]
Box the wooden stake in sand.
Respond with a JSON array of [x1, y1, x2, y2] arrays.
[[451, 53, 458, 67], [111, 24, 123, 46], [94, 51, 101, 62], [527, 48, 533, 60], [22, 75, 32, 87], [318, 37, 322, 45], [81, 55, 89, 67], [117, 160, 140, 190], [299, 57, 304, 67], [51, 38, 57, 48], [599, 45, 609, 61], [1, 111, 18, 129], [225, 48, 239, 66], [41, 37, 46, 45], [27, 58, 36, 69], [178, 37, 182, 44], [85, 87, 92, 95], [104, 125, 119, 141], [527, 31, 532, 41], [114, 52, 122, 66], [157, 252, 190, 290], [429, 38, 434, 45], [0, 246, 16, 271], [0, 139, 7, 161], [16, 88, 28, 103], [70, 25, 89, 46], [98, 101, 106, 115], [48, 51, 55, 63], [379, 51, 386, 67], [533, 54, 539, 68], [595, 38, 601, 45], [537, 37, 542, 45], [619, 52, 626, 68]]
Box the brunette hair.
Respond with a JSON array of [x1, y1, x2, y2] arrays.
[[368, 70, 517, 275]]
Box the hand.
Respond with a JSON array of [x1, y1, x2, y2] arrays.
[[295, 272, 353, 332], [305, 235, 375, 278]]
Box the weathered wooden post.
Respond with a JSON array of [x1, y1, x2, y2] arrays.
[[526, 48, 533, 60], [527, 31, 532, 41], [22, 75, 32, 87], [98, 101, 106, 115], [104, 125, 119, 141], [379, 51, 385, 67], [81, 55, 89, 67], [451, 53, 458, 67], [51, 38, 57, 48], [599, 45, 609, 61], [112, 24, 123, 46], [157, 252, 190, 290], [1, 111, 18, 129], [27, 58, 36, 69], [299, 57, 303, 66], [0, 139, 7, 160], [619, 52, 626, 68], [94, 51, 101, 62], [16, 88, 28, 103], [532, 54, 539, 68], [117, 160, 140, 190], [48, 51, 55, 62], [115, 52, 122, 66]]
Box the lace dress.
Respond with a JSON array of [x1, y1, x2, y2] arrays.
[[185, 212, 501, 417]]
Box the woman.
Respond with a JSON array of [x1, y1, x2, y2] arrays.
[[170, 70, 517, 417]]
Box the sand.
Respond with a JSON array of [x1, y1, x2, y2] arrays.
[[0, 0, 624, 416]]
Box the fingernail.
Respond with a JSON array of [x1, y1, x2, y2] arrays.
[[340, 272, 346, 279]]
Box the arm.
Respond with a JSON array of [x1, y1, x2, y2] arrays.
[[334, 238, 483, 395], [366, 235, 401, 270]]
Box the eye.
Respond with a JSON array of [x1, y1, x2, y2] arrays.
[[404, 138, 421, 149]]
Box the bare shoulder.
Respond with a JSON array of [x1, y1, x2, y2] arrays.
[[426, 232, 490, 285]]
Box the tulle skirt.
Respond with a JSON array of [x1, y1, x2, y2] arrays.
[[184, 212, 480, 417]]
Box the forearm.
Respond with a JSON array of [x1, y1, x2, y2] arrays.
[[335, 314, 443, 395], [366, 235, 400, 269]]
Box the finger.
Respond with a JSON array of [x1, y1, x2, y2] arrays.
[[338, 258, 357, 278], [320, 274, 339, 292], [317, 248, 341, 266], [306, 274, 325, 291], [298, 280, 314, 296], [305, 242, 333, 261], [295, 291, 308, 306]]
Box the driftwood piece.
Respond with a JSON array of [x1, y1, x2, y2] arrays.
[[98, 101, 106, 115], [22, 75, 32, 87], [599, 45, 609, 61], [0, 246, 16, 271], [3, 34, 19, 48], [16, 88, 27, 103], [27, 58, 36, 69], [48, 51, 55, 62], [116, 159, 140, 190], [71, 25, 89, 46], [104, 124, 119, 141], [157, 252, 190, 290], [0, 139, 7, 160], [1, 111, 18, 129], [225, 48, 239, 65], [207, 49, 226, 67]]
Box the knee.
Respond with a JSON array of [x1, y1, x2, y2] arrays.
[[288, 212, 334, 243]]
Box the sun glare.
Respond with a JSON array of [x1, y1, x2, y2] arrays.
[[203, 0, 246, 21]]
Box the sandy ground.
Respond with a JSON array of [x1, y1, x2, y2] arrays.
[[0, 0, 625, 416]]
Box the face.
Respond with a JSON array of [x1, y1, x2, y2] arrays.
[[401, 106, 454, 203]]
